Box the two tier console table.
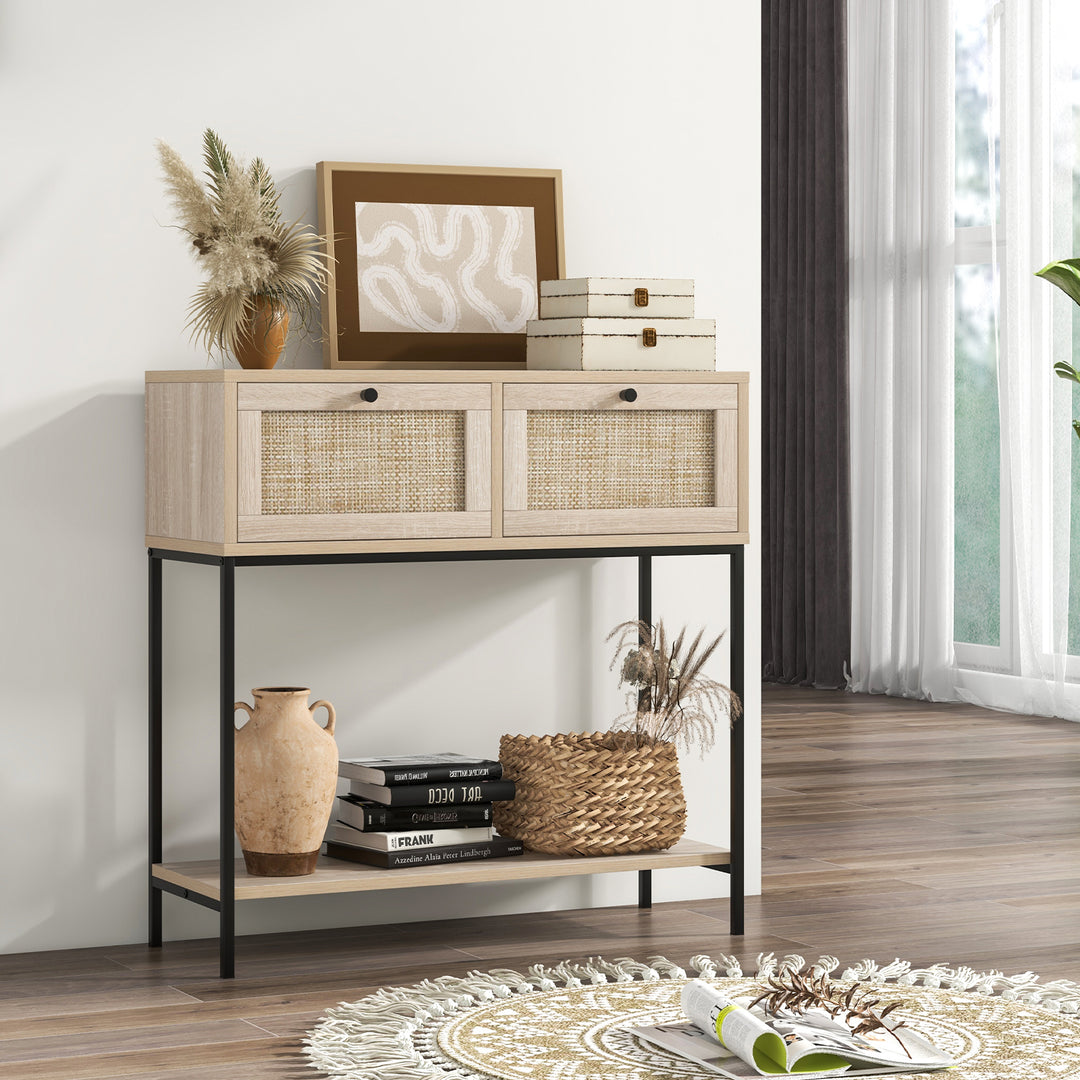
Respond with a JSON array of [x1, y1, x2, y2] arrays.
[[146, 369, 750, 977]]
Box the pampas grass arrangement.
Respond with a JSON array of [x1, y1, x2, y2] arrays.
[[156, 128, 328, 362], [607, 619, 741, 755]]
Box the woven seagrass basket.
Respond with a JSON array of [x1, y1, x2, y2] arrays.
[[493, 732, 687, 856]]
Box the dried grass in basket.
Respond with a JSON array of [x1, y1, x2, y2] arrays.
[[493, 731, 687, 856], [494, 619, 740, 857]]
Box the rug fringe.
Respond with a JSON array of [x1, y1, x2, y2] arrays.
[[304, 953, 1080, 1078]]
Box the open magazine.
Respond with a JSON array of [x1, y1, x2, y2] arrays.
[[632, 980, 954, 1078]]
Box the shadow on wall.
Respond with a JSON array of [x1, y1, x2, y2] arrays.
[[0, 391, 610, 950], [0, 391, 145, 952]]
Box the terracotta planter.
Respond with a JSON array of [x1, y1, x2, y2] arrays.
[[233, 687, 337, 876], [233, 295, 289, 370]]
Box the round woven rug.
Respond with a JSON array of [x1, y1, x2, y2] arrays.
[[304, 953, 1080, 1080]]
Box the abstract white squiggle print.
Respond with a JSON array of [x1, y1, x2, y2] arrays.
[[354, 202, 538, 334]]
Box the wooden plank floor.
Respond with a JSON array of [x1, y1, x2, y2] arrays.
[[1, 684, 1077, 1078]]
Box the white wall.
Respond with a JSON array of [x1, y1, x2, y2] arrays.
[[0, 0, 761, 952]]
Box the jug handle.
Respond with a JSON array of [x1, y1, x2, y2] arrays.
[[234, 702, 254, 729], [310, 700, 336, 735]]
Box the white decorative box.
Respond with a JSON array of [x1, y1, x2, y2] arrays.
[[539, 278, 695, 319], [526, 317, 716, 371]]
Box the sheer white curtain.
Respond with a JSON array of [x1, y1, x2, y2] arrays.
[[957, 0, 1080, 719], [847, 0, 957, 699], [847, 0, 1080, 719]]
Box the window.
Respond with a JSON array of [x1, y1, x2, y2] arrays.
[[953, 0, 1079, 680], [954, 0, 1004, 661]]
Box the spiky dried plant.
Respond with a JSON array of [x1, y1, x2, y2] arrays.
[[157, 129, 329, 361], [749, 969, 912, 1059], [606, 619, 741, 755]]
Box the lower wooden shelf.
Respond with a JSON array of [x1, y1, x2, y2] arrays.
[[153, 838, 730, 902]]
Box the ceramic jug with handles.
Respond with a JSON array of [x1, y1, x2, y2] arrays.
[[233, 687, 337, 876]]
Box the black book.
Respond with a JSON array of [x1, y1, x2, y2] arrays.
[[325, 836, 524, 869], [338, 753, 503, 785], [337, 795, 494, 831], [346, 778, 516, 806]]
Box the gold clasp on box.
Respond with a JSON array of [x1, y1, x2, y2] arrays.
[[642, 327, 657, 347], [634, 287, 649, 307]]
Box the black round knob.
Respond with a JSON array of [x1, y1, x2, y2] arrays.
[[619, 388, 638, 402], [360, 387, 379, 403]]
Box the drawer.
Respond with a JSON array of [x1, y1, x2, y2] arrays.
[[236, 382, 492, 543], [501, 382, 741, 537]]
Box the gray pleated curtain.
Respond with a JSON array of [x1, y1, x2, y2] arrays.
[[761, 0, 851, 688]]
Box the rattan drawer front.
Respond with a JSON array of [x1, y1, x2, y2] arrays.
[[261, 410, 465, 515], [525, 410, 714, 510], [502, 382, 740, 538], [236, 384, 492, 542]]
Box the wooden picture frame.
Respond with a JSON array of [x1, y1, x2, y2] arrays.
[[316, 162, 565, 369]]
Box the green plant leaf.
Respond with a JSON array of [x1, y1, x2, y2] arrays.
[[1053, 360, 1080, 384], [1074, 419, 1080, 442], [1035, 258, 1080, 308]]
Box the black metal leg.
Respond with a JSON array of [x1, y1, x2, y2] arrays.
[[637, 555, 652, 628], [728, 546, 745, 935], [220, 559, 236, 978], [148, 553, 163, 948], [638, 869, 652, 909], [637, 558, 654, 912]]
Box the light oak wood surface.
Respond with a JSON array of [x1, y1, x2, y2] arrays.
[[145, 370, 749, 384], [502, 409, 529, 511], [715, 408, 739, 509], [152, 840, 729, 902], [145, 383, 226, 544], [146, 530, 751, 556], [236, 511, 491, 543], [502, 383, 738, 410], [464, 411, 492, 513], [235, 411, 260, 519], [504, 508, 739, 537], [236, 383, 491, 411]]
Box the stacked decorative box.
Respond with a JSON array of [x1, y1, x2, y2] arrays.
[[525, 278, 716, 371]]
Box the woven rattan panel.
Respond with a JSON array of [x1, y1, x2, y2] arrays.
[[261, 411, 466, 514], [526, 410, 714, 510]]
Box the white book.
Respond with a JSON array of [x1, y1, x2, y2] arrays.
[[326, 822, 494, 852], [337, 753, 501, 785]]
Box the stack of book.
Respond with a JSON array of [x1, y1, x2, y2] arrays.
[[323, 753, 522, 869]]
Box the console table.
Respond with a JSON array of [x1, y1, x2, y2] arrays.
[[146, 369, 749, 977]]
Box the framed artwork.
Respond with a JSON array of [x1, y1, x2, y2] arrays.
[[316, 162, 564, 369]]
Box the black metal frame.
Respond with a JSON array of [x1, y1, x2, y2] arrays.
[[148, 544, 746, 978]]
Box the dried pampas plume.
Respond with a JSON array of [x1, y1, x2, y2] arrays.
[[156, 128, 329, 361], [606, 619, 741, 756]]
